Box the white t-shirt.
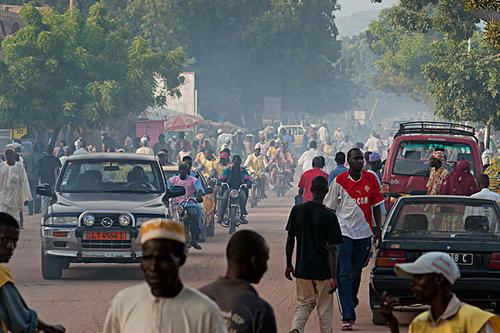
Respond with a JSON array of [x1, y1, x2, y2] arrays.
[[471, 188, 500, 202], [104, 283, 227, 333], [298, 148, 321, 172]]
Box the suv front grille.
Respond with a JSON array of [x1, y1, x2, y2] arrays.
[[81, 239, 132, 249], [84, 213, 126, 228]]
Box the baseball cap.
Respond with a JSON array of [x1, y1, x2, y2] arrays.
[[395, 252, 460, 285], [369, 152, 381, 162]]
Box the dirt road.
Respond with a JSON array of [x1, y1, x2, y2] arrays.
[[10, 194, 414, 332]]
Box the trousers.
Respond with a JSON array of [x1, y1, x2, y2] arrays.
[[337, 236, 372, 322], [291, 278, 333, 333]]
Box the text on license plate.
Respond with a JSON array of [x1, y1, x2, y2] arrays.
[[449, 253, 473, 265], [84, 231, 129, 241]]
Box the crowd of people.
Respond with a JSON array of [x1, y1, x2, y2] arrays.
[[0, 122, 499, 333]]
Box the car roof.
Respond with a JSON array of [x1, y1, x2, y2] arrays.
[[397, 195, 499, 204], [67, 153, 158, 162], [393, 134, 478, 143]]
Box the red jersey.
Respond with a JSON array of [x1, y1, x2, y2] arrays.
[[298, 168, 329, 202]]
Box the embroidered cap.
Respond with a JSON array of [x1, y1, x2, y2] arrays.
[[395, 252, 460, 285], [140, 219, 186, 245]]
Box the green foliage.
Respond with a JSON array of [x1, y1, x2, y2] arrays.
[[0, 2, 186, 131], [422, 37, 500, 127]]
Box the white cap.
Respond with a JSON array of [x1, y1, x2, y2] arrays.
[[395, 252, 460, 285]]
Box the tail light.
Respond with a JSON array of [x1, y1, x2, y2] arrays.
[[375, 250, 407, 267], [489, 253, 500, 270]]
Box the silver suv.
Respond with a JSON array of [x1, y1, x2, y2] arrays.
[[37, 153, 184, 279]]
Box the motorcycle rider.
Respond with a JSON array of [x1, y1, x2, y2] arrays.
[[217, 155, 252, 226], [167, 162, 205, 250], [196, 147, 219, 179], [244, 147, 268, 199], [270, 142, 295, 189]]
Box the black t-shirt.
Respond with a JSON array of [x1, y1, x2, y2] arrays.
[[38, 155, 61, 185], [200, 277, 277, 333], [286, 201, 342, 280]]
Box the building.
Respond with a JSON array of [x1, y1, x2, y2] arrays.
[[0, 5, 22, 58]]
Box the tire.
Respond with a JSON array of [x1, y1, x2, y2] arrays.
[[41, 254, 63, 280], [228, 206, 237, 235], [372, 310, 387, 325]]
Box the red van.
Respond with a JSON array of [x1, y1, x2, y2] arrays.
[[382, 122, 482, 209]]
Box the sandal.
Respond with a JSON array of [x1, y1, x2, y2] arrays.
[[341, 322, 353, 331]]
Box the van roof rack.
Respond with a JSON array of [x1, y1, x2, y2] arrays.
[[395, 121, 477, 141]]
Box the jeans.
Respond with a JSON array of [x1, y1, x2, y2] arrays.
[[337, 236, 372, 322], [217, 187, 248, 219], [291, 278, 333, 333]]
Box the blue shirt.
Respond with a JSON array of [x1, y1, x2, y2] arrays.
[[328, 165, 348, 185]]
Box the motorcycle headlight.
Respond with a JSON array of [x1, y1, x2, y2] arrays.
[[119, 214, 131, 227], [46, 216, 78, 226], [82, 214, 95, 227], [229, 189, 239, 198]]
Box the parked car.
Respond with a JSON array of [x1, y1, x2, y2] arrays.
[[382, 121, 482, 209], [37, 153, 184, 280], [162, 165, 217, 237], [370, 195, 500, 324]]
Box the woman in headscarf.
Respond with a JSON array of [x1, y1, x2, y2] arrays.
[[439, 159, 479, 196]]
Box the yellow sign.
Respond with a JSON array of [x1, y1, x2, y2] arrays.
[[12, 127, 27, 140]]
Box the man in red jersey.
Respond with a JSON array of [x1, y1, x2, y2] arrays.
[[297, 156, 328, 203], [324, 148, 383, 331]]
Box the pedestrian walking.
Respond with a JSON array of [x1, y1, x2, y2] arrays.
[[0, 212, 65, 333], [439, 159, 479, 196], [297, 156, 328, 203], [0, 149, 32, 225], [324, 148, 383, 331], [135, 136, 154, 155], [103, 219, 226, 333], [38, 149, 61, 215], [472, 174, 500, 202], [200, 230, 277, 333], [286, 176, 343, 333], [426, 151, 449, 195], [381, 252, 500, 333], [328, 152, 348, 186], [24, 143, 43, 215], [297, 141, 321, 173]]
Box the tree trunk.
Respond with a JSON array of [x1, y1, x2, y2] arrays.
[[47, 125, 61, 155], [485, 118, 493, 149]]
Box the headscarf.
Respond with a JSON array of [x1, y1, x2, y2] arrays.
[[430, 151, 445, 162], [439, 160, 479, 196]]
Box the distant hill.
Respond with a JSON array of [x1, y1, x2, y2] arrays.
[[336, 9, 382, 37]]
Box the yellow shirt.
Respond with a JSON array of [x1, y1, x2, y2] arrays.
[[267, 146, 277, 160], [485, 156, 499, 194], [244, 154, 267, 177], [409, 295, 500, 333], [0, 264, 14, 332]]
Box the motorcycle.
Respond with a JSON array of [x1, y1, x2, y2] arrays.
[[274, 163, 292, 197], [168, 197, 203, 249], [250, 170, 265, 208], [219, 182, 248, 234]]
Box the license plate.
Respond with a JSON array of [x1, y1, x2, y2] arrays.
[[84, 231, 129, 241], [449, 253, 473, 265]]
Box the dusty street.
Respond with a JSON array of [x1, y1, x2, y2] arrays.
[[10, 194, 415, 332]]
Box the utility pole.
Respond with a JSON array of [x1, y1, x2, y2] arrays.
[[69, 0, 76, 10]]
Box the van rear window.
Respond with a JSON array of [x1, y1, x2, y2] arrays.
[[392, 141, 475, 176]]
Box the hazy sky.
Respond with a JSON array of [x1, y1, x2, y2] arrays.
[[337, 0, 398, 17]]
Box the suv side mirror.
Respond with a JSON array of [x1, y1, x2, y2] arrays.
[[162, 185, 186, 203], [37, 183, 56, 199]]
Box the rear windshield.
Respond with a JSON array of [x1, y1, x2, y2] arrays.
[[387, 200, 499, 240], [392, 140, 476, 177]]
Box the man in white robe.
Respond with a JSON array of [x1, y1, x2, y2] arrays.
[[0, 149, 32, 222], [103, 219, 227, 333]]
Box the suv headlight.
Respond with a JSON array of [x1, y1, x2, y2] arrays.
[[46, 216, 78, 226], [119, 214, 131, 227], [82, 214, 95, 227]]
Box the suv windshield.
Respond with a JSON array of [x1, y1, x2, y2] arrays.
[[392, 140, 476, 177], [388, 199, 499, 240], [58, 160, 164, 193]]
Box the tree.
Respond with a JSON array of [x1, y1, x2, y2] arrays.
[[0, 2, 186, 149]]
